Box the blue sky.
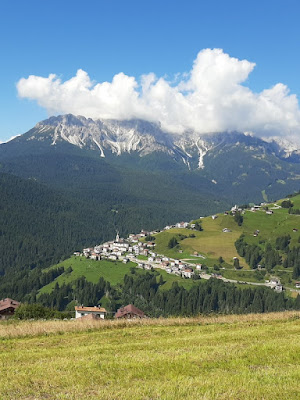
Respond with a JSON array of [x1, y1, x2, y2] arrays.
[[1, 0, 300, 142]]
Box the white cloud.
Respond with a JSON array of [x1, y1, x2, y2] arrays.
[[16, 48, 300, 142]]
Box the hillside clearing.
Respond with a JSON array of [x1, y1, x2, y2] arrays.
[[39, 258, 138, 294]]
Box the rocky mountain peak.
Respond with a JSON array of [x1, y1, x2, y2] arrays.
[[11, 114, 300, 169]]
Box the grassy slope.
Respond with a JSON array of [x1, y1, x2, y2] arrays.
[[153, 194, 300, 286], [155, 197, 300, 266], [39, 257, 138, 294], [0, 312, 299, 399], [154, 220, 243, 266], [156, 269, 199, 291], [40, 256, 195, 295]]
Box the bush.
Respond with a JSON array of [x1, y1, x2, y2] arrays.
[[194, 221, 203, 231], [145, 235, 155, 241], [281, 200, 293, 208], [14, 303, 69, 320], [168, 237, 178, 249], [234, 212, 243, 226]]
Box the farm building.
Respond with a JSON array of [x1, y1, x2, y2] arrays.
[[115, 304, 146, 319], [75, 306, 107, 319], [0, 298, 20, 319]]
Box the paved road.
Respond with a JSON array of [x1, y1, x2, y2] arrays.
[[125, 255, 300, 294]]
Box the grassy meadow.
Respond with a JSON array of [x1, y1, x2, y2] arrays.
[[0, 312, 299, 399], [152, 194, 300, 288], [39, 256, 196, 296], [39, 257, 138, 294], [154, 196, 300, 268]]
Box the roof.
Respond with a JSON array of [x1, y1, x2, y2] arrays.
[[75, 306, 107, 313], [115, 304, 145, 318], [0, 298, 20, 312]]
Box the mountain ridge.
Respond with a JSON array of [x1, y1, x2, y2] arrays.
[[11, 114, 300, 170]]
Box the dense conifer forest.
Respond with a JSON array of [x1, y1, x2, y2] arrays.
[[17, 270, 300, 316]]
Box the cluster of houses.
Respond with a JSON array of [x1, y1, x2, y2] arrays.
[[74, 227, 204, 280], [74, 303, 146, 320], [268, 278, 283, 293], [0, 298, 146, 321], [75, 230, 157, 263]]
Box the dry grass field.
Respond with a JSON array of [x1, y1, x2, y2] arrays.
[[0, 312, 299, 399]]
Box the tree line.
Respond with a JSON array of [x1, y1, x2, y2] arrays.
[[15, 269, 300, 317]]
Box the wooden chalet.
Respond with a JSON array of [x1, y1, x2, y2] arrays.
[[115, 304, 146, 319], [0, 298, 20, 320]]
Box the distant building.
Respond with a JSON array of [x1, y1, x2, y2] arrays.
[[274, 284, 283, 293], [182, 267, 194, 278], [0, 298, 21, 319], [75, 306, 107, 319], [115, 304, 146, 319]]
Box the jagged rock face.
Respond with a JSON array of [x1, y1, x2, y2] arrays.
[[12, 114, 300, 170]]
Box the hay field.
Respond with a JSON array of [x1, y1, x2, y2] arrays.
[[0, 312, 299, 399]]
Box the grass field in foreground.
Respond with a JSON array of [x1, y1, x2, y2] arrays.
[[0, 312, 299, 400]]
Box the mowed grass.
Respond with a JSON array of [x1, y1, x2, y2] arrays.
[[0, 312, 299, 399], [154, 218, 243, 266]]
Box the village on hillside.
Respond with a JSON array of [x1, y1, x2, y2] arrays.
[[75, 226, 201, 280], [73, 200, 300, 295], [2, 200, 299, 321]]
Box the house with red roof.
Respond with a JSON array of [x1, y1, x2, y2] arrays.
[[115, 304, 146, 319], [75, 306, 107, 319], [0, 298, 21, 319]]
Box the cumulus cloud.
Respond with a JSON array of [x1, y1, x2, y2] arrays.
[[17, 48, 300, 142]]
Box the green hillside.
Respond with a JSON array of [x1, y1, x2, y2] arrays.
[[35, 193, 300, 304], [152, 193, 300, 290], [39, 256, 199, 297]]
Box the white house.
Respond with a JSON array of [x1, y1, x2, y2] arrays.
[[269, 278, 280, 288], [182, 267, 194, 278], [274, 284, 283, 293], [176, 222, 189, 228], [75, 306, 107, 319]]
